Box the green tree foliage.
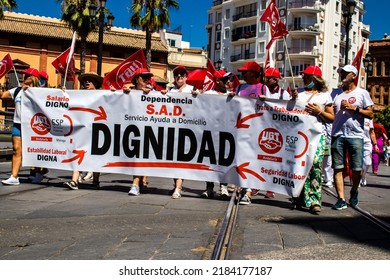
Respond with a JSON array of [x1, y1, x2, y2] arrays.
[[374, 107, 390, 136], [130, 0, 179, 70], [57, 0, 98, 75], [0, 0, 17, 19]]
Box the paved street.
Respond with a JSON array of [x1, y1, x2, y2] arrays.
[[0, 160, 389, 260]]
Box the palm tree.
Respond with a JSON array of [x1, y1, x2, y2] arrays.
[[130, 0, 179, 70], [57, 0, 100, 74], [0, 0, 17, 19]]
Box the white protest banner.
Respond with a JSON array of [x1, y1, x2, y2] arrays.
[[21, 88, 322, 197]]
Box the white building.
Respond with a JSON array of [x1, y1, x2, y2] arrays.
[[206, 0, 370, 89]]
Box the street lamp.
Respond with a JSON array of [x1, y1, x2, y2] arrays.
[[343, 0, 357, 65], [215, 59, 222, 70], [88, 0, 115, 76], [363, 52, 373, 76]]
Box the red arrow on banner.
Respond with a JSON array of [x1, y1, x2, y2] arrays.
[[69, 106, 107, 121], [61, 150, 86, 165], [235, 112, 263, 128], [237, 162, 265, 182]]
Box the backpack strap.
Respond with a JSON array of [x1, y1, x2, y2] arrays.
[[13, 87, 22, 99]]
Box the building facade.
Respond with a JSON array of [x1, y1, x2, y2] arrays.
[[366, 35, 390, 111], [207, 0, 370, 89], [0, 11, 168, 92]]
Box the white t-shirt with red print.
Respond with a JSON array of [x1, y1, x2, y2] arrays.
[[332, 87, 374, 138]]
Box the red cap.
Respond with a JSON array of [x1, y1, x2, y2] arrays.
[[213, 69, 231, 79], [265, 67, 281, 78], [238, 62, 261, 73], [302, 65, 322, 77], [39, 71, 49, 80], [173, 65, 188, 75], [134, 68, 153, 77], [22, 68, 40, 78]]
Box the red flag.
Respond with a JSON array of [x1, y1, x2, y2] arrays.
[[352, 43, 364, 85], [52, 47, 76, 81], [203, 59, 217, 91], [0, 53, 14, 79], [187, 59, 217, 91], [102, 49, 147, 89], [260, 0, 288, 49]]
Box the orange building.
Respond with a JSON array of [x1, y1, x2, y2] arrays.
[[0, 11, 168, 92]]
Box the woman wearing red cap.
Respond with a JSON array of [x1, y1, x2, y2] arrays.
[[200, 69, 232, 199], [29, 70, 50, 183], [291, 65, 334, 214], [1, 69, 40, 185], [234, 62, 270, 205]]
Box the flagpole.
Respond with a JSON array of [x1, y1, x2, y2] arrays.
[[283, 36, 296, 89], [63, 32, 77, 88], [12, 66, 20, 87]]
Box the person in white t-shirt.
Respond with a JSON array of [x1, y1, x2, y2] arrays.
[[201, 69, 232, 199], [263, 67, 291, 199], [290, 65, 334, 214], [361, 119, 377, 186], [331, 65, 374, 210], [168, 65, 195, 199], [1, 69, 41, 185]]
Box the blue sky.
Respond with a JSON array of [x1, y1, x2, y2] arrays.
[[11, 1, 390, 48]]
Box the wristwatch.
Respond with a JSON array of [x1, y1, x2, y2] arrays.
[[355, 107, 360, 113]]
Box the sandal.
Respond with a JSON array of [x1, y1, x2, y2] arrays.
[[64, 180, 78, 190], [309, 204, 321, 215]]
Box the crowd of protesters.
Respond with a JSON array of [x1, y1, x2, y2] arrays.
[[0, 60, 384, 216]]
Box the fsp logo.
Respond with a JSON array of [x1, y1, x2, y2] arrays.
[[258, 128, 283, 154]]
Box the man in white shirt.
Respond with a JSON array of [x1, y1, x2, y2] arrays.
[[331, 65, 374, 210]]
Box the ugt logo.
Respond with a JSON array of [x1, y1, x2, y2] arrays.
[[258, 128, 283, 154], [30, 113, 51, 135]]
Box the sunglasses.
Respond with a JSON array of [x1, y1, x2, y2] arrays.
[[174, 72, 187, 77]]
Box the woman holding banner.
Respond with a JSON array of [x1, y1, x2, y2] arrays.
[[1, 68, 41, 185], [168, 65, 195, 199], [126, 68, 155, 196], [64, 72, 103, 190], [290, 66, 334, 214]]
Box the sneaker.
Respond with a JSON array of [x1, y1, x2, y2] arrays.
[[64, 180, 78, 190], [128, 184, 140, 196], [220, 185, 230, 198], [332, 198, 347, 210], [360, 179, 366, 186], [82, 172, 93, 181], [239, 194, 251, 205], [324, 181, 333, 188], [172, 188, 182, 199], [2, 175, 20, 185], [264, 191, 275, 198], [31, 173, 44, 184], [201, 189, 214, 199], [349, 190, 359, 207]]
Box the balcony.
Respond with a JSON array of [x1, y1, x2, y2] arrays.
[[287, 47, 320, 59], [232, 10, 257, 22], [231, 30, 256, 42], [288, 23, 321, 36], [230, 52, 256, 62], [289, 0, 322, 14]]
